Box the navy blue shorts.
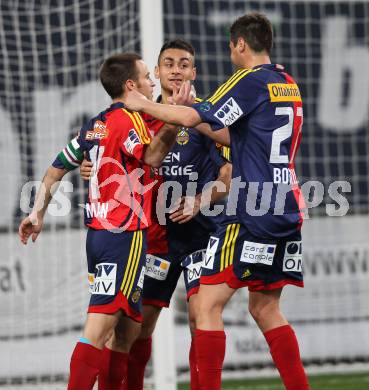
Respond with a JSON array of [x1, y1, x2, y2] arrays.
[[201, 223, 304, 291], [86, 228, 147, 322], [142, 248, 206, 308]]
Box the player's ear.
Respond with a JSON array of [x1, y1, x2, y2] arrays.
[[125, 79, 136, 91], [238, 37, 247, 53], [191, 66, 197, 81], [154, 65, 160, 80]]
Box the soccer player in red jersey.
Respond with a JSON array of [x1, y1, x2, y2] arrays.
[[18, 52, 179, 390], [80, 40, 232, 390], [124, 12, 310, 390]]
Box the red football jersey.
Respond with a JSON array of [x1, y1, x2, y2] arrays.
[[77, 103, 155, 231]]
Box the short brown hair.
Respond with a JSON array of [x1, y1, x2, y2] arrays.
[[158, 39, 195, 64], [230, 12, 273, 54], [99, 52, 142, 99]]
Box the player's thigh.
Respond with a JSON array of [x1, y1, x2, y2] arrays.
[[197, 283, 236, 314], [248, 288, 283, 314], [195, 283, 236, 330], [111, 314, 142, 351], [188, 293, 199, 335]]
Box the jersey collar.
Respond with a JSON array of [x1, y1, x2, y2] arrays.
[[255, 63, 285, 72], [109, 101, 125, 111]]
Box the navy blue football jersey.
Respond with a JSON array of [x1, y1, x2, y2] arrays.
[[193, 64, 304, 239], [159, 125, 227, 253]]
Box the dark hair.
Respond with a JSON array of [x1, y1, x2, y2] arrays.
[[99, 52, 142, 99], [158, 39, 195, 63], [230, 12, 273, 54]]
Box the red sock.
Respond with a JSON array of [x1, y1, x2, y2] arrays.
[[264, 325, 309, 390], [126, 337, 152, 390], [98, 347, 128, 390], [68, 342, 102, 390], [189, 338, 200, 390], [195, 329, 226, 390]]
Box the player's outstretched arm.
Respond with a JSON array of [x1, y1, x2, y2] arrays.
[[125, 83, 202, 128], [143, 123, 178, 168], [19, 166, 68, 244], [195, 124, 230, 146], [170, 162, 232, 224]]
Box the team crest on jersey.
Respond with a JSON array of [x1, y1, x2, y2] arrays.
[[176, 128, 190, 145], [199, 101, 212, 112], [85, 120, 109, 140], [131, 288, 141, 303]]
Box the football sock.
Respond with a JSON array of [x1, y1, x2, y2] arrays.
[[126, 337, 152, 390], [195, 329, 226, 390], [189, 337, 200, 390], [68, 342, 102, 390], [98, 347, 128, 390], [264, 325, 310, 390]]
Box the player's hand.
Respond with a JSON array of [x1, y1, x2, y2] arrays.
[[169, 194, 201, 224], [80, 156, 93, 181], [125, 89, 148, 111], [169, 81, 196, 106], [18, 213, 44, 245]]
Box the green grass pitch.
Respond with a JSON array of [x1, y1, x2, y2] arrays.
[[178, 372, 369, 389]]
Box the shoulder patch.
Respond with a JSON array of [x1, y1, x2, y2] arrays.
[[214, 97, 243, 127], [268, 83, 302, 102], [85, 120, 109, 140]]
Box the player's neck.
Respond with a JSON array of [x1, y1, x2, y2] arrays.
[[112, 97, 125, 105], [242, 54, 271, 70], [160, 89, 171, 104]]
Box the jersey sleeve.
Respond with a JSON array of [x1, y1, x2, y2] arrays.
[[192, 68, 264, 130], [52, 135, 85, 171], [119, 110, 152, 161]]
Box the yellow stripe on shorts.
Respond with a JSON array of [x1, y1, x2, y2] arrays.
[[220, 224, 233, 272], [126, 231, 143, 296], [121, 231, 139, 295], [220, 224, 241, 271], [228, 224, 240, 266]]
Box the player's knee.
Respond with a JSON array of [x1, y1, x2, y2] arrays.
[[188, 315, 196, 335], [112, 328, 132, 351], [140, 321, 156, 339], [196, 298, 223, 323], [140, 305, 161, 338], [248, 300, 279, 324]]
